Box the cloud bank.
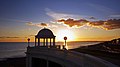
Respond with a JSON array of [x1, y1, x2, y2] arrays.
[[58, 18, 88, 27], [58, 18, 120, 30], [46, 8, 120, 30], [26, 8, 120, 30]]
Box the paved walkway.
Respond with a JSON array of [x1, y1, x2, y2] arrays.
[[27, 46, 118, 67]]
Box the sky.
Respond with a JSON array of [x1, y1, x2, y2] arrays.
[[0, 0, 120, 42]]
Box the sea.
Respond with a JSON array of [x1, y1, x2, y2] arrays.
[[0, 42, 101, 60]]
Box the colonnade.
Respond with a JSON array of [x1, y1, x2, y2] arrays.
[[35, 36, 55, 47]]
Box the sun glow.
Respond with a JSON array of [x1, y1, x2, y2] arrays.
[[56, 29, 75, 41]]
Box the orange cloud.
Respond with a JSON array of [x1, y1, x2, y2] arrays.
[[89, 19, 120, 30], [103, 19, 120, 30], [58, 18, 88, 27], [58, 18, 120, 30]]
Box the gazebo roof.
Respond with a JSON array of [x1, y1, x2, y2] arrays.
[[36, 28, 55, 38]]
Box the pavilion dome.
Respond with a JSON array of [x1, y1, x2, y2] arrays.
[[36, 28, 55, 38]]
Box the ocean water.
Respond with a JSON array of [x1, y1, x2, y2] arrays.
[[0, 42, 100, 59]]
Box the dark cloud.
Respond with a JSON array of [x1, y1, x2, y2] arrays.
[[89, 16, 96, 19], [0, 36, 20, 38], [40, 23, 47, 26], [26, 22, 48, 27], [57, 18, 120, 30]]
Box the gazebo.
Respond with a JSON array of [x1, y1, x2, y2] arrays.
[[34, 28, 56, 47]]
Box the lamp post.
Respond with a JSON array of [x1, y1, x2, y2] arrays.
[[27, 38, 30, 47], [64, 36, 67, 48]]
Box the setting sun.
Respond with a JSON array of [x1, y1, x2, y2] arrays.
[[56, 29, 75, 41]]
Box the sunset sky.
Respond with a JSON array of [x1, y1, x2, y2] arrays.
[[0, 0, 120, 42]]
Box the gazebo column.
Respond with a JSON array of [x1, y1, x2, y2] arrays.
[[43, 38, 45, 46], [46, 38, 48, 47], [35, 37, 36, 46], [50, 38, 51, 47], [38, 38, 40, 46], [39, 38, 41, 46], [53, 37, 55, 46], [41, 38, 43, 46]]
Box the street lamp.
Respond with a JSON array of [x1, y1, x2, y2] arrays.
[[64, 36, 67, 48], [27, 38, 30, 47]]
